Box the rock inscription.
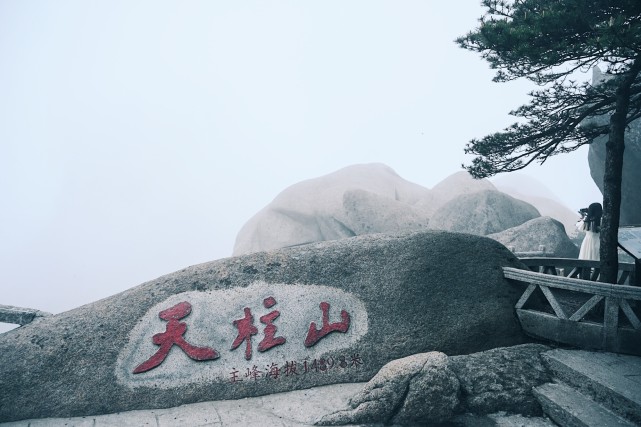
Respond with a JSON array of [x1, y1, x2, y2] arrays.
[[116, 282, 368, 388]]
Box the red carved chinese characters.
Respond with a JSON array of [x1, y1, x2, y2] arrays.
[[134, 295, 356, 375], [231, 296, 286, 360], [230, 307, 258, 360], [265, 362, 280, 379], [258, 296, 286, 352], [304, 302, 351, 347], [133, 301, 219, 374]]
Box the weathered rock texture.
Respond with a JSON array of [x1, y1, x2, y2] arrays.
[[429, 190, 541, 236], [493, 173, 581, 237], [449, 343, 552, 416], [317, 352, 460, 425], [0, 231, 531, 423], [488, 216, 579, 258], [429, 170, 497, 208], [317, 344, 551, 426], [342, 189, 430, 235], [589, 125, 641, 226], [588, 67, 639, 226]]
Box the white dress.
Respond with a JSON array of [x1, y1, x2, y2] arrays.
[[579, 230, 600, 260]]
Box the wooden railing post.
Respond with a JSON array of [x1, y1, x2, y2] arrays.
[[603, 297, 620, 351]]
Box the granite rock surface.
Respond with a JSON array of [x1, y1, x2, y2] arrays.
[[488, 216, 580, 258], [317, 352, 460, 426], [449, 343, 552, 416], [233, 165, 578, 259], [316, 343, 551, 426], [429, 190, 541, 236], [587, 66, 639, 226], [232, 163, 435, 255], [492, 173, 582, 237], [588, 123, 641, 227], [0, 231, 530, 423]]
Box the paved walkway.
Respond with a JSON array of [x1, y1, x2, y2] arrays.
[[0, 382, 556, 427], [1, 383, 362, 427]]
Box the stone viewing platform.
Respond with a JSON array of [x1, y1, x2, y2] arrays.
[[0, 383, 366, 427], [535, 349, 641, 427]]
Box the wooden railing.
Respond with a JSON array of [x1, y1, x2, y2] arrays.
[[518, 257, 637, 285], [503, 261, 641, 356]]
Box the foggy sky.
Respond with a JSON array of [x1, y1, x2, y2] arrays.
[[0, 1, 602, 332]]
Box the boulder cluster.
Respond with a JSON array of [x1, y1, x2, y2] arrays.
[[234, 163, 578, 258]]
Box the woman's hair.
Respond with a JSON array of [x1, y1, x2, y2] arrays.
[[586, 202, 603, 232]]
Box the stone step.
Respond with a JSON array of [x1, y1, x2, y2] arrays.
[[534, 382, 636, 427], [542, 349, 641, 424]]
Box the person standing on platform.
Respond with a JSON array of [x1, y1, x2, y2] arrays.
[[578, 202, 602, 260]]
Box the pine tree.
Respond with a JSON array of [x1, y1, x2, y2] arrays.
[[457, 0, 641, 283]]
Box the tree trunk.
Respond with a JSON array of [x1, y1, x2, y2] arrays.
[[600, 59, 641, 283], [601, 98, 626, 283]]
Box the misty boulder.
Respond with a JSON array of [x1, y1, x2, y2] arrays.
[[429, 189, 541, 235], [449, 343, 552, 416], [488, 216, 579, 258], [0, 230, 530, 423], [342, 189, 430, 235], [232, 165, 577, 256], [493, 173, 583, 238], [232, 163, 435, 256], [429, 170, 497, 208]]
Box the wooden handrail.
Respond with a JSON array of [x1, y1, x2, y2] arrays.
[[503, 267, 641, 300], [519, 257, 635, 271], [516, 257, 636, 285], [503, 265, 641, 355]]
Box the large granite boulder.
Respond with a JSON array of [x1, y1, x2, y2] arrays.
[[429, 190, 541, 235], [317, 344, 551, 425], [488, 216, 580, 258], [429, 170, 497, 208], [0, 231, 531, 423], [588, 67, 640, 226], [493, 174, 582, 237], [449, 343, 551, 416], [588, 122, 641, 226], [317, 352, 460, 426], [233, 165, 580, 256], [342, 189, 430, 235], [232, 163, 435, 255]]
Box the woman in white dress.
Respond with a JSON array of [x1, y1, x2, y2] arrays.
[[578, 202, 602, 260]]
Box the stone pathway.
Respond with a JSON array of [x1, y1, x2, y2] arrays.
[[534, 349, 641, 427], [11, 347, 639, 426], [0, 384, 363, 427]]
